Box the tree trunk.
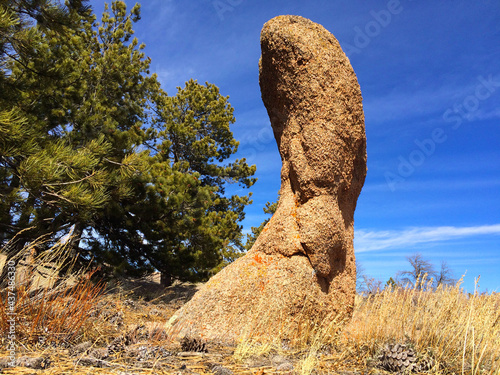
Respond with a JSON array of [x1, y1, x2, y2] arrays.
[[10, 193, 36, 256], [67, 222, 84, 258], [0, 171, 20, 244], [160, 270, 172, 287]]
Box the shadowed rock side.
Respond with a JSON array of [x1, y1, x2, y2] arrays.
[[166, 15, 367, 344]]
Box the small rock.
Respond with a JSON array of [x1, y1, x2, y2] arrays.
[[177, 351, 205, 357], [123, 299, 136, 308], [245, 356, 270, 368], [276, 362, 294, 371], [271, 355, 289, 365], [281, 339, 292, 351], [70, 341, 92, 356], [0, 358, 13, 369], [16, 356, 50, 369], [89, 347, 109, 360], [211, 365, 233, 375], [126, 345, 171, 361], [75, 356, 110, 368]]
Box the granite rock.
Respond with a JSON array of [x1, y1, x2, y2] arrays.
[[166, 15, 366, 344]]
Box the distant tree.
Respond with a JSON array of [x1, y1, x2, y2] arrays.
[[356, 259, 367, 293], [435, 260, 457, 287], [396, 253, 457, 290], [396, 253, 436, 290], [362, 275, 383, 296], [244, 199, 278, 250], [385, 277, 398, 290]]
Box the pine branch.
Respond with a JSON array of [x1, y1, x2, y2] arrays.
[[43, 172, 96, 187]]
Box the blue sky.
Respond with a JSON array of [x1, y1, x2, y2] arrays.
[[92, 0, 500, 292]]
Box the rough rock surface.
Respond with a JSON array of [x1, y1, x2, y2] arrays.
[[166, 15, 367, 343]]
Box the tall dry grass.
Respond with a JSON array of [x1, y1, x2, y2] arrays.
[[345, 276, 500, 374], [232, 293, 350, 375], [234, 276, 500, 375], [0, 235, 104, 348]]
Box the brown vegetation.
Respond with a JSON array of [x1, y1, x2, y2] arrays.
[[1, 244, 499, 374]]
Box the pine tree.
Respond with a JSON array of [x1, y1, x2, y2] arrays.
[[385, 277, 398, 290], [1, 1, 257, 286], [0, 0, 95, 248], [1, 1, 156, 254], [92, 80, 257, 285], [152, 80, 256, 282]]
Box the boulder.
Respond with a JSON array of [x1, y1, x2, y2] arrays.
[[166, 15, 367, 344]]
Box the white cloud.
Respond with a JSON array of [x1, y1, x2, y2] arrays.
[[473, 107, 500, 121], [361, 178, 500, 193], [355, 224, 500, 252], [363, 74, 500, 125], [363, 84, 469, 124]]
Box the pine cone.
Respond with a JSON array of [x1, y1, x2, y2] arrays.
[[377, 343, 417, 373], [180, 336, 208, 353]]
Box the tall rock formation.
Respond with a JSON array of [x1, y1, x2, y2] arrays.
[[166, 15, 367, 344]]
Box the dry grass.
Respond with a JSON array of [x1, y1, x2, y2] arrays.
[[1, 239, 499, 374], [0, 235, 105, 348], [0, 273, 103, 346], [343, 276, 500, 374], [231, 294, 351, 375], [234, 275, 500, 374]]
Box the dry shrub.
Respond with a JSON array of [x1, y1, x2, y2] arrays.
[[344, 276, 500, 374], [0, 235, 105, 348]]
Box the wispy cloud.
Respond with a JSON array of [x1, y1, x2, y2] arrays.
[[363, 84, 469, 124], [361, 177, 500, 193], [363, 73, 500, 125], [152, 63, 197, 92], [355, 224, 500, 252], [473, 107, 500, 121]]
